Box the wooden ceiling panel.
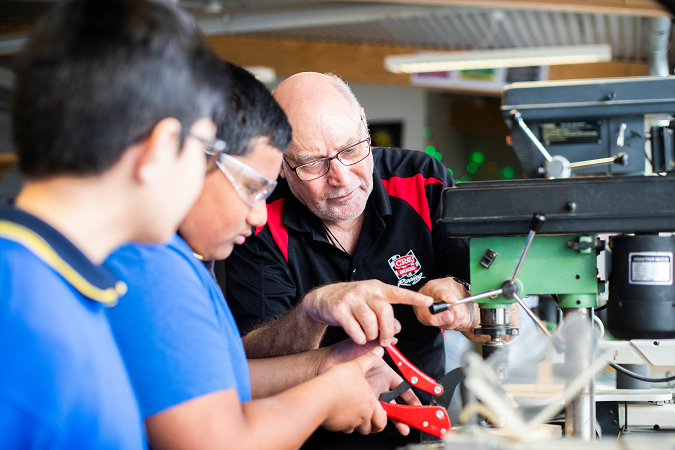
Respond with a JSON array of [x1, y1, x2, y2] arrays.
[[207, 35, 649, 87]]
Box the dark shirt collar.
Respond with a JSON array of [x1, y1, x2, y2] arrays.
[[0, 205, 125, 305]]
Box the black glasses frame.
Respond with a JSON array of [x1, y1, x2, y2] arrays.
[[284, 120, 371, 181]]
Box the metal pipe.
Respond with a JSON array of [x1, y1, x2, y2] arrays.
[[647, 16, 671, 77], [562, 307, 596, 441]]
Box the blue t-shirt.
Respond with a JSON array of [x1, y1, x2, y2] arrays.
[[0, 206, 146, 449], [104, 234, 251, 418]]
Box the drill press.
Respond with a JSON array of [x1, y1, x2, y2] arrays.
[[433, 175, 675, 440]]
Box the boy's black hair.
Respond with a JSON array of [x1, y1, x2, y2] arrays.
[[13, 0, 221, 179], [214, 62, 292, 156]]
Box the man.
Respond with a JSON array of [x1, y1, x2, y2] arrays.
[[0, 0, 220, 447], [104, 62, 423, 450], [225, 72, 519, 449]]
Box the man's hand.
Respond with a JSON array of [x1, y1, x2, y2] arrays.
[[414, 277, 475, 331], [300, 280, 433, 347]]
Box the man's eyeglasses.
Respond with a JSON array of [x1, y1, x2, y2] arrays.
[[284, 120, 371, 182], [188, 133, 228, 173], [217, 153, 278, 206]]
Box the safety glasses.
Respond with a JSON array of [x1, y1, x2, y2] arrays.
[[216, 153, 278, 206]]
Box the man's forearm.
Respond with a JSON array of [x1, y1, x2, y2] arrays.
[[242, 303, 327, 359], [248, 348, 327, 399]]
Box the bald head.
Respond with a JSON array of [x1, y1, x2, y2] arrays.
[[274, 73, 363, 135], [273, 72, 374, 224]]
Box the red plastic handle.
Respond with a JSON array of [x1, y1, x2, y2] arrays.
[[380, 402, 450, 438], [385, 344, 443, 396]]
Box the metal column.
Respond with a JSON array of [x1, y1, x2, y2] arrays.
[[562, 307, 596, 440]]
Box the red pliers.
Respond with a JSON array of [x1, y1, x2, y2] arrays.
[[378, 344, 451, 438]]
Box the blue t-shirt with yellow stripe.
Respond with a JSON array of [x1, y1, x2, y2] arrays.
[[0, 205, 146, 449], [104, 234, 251, 419]]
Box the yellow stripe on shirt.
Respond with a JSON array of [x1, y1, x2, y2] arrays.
[[0, 220, 126, 306]]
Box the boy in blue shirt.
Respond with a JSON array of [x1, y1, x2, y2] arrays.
[[0, 0, 223, 448], [105, 62, 429, 450]]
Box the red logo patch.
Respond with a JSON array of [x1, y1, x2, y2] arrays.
[[388, 250, 424, 287]]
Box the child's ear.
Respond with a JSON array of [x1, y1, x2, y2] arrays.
[[134, 118, 182, 184]]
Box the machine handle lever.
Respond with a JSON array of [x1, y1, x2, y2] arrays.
[[429, 288, 503, 314], [568, 152, 628, 170], [510, 110, 553, 162], [513, 293, 552, 338], [617, 123, 627, 147], [511, 214, 545, 283]]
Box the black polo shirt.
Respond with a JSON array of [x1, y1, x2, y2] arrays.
[[225, 147, 469, 449]]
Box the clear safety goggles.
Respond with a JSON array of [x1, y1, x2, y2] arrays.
[[216, 153, 278, 206]]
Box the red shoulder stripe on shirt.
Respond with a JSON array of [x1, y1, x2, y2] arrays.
[[381, 174, 444, 231], [256, 198, 289, 263]]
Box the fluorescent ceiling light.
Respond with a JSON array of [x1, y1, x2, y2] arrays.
[[385, 44, 612, 74], [244, 66, 276, 84]]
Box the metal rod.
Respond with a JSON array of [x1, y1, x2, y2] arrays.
[[510, 110, 552, 162], [429, 289, 503, 314], [456, 288, 503, 303], [513, 293, 551, 338], [511, 230, 535, 283], [568, 152, 628, 170]]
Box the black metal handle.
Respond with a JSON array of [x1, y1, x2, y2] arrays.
[[529, 213, 546, 233], [429, 302, 449, 314]]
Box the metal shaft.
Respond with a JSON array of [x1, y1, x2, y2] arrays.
[[510, 110, 553, 162], [513, 293, 551, 338], [562, 307, 596, 441], [568, 152, 628, 170], [511, 214, 545, 284], [429, 288, 503, 314], [511, 230, 535, 283], [480, 308, 510, 379]]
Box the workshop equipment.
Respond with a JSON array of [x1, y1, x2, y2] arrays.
[[501, 76, 675, 179], [425, 76, 675, 444], [435, 175, 675, 440]]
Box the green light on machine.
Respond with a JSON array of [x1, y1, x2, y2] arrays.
[[503, 166, 515, 178], [460, 175, 472, 182], [466, 163, 477, 174], [425, 146, 443, 161], [470, 151, 484, 164]]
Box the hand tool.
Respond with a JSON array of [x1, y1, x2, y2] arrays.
[[377, 344, 462, 438]]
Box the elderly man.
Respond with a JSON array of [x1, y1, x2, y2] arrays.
[[225, 72, 518, 449]]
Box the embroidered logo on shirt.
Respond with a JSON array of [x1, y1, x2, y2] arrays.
[[388, 250, 425, 287]]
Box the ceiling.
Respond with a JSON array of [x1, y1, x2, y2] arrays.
[[222, 5, 654, 61], [0, 0, 671, 63]]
